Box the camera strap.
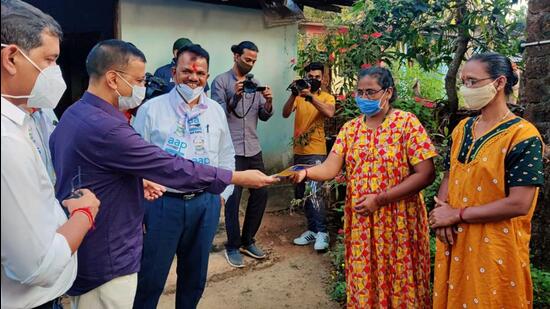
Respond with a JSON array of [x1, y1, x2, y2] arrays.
[[230, 92, 256, 119]]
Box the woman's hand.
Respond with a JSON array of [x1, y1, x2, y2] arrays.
[[289, 169, 307, 183], [435, 227, 456, 245], [429, 196, 461, 228], [353, 194, 380, 216]]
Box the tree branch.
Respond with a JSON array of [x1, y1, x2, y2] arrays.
[[444, 0, 470, 116]]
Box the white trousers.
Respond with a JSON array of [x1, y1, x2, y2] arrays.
[[70, 273, 137, 309]]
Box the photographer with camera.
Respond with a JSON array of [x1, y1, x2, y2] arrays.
[[211, 41, 273, 268], [282, 62, 335, 252]]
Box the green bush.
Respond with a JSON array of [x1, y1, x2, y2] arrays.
[[532, 267, 550, 307], [328, 233, 346, 304]]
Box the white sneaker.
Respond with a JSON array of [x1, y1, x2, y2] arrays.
[[293, 230, 317, 245], [314, 232, 329, 251]]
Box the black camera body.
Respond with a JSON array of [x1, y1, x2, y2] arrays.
[[287, 79, 311, 96], [242, 74, 266, 94], [145, 72, 169, 100]]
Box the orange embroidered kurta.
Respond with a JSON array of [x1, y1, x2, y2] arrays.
[[333, 110, 437, 308], [434, 116, 544, 309]]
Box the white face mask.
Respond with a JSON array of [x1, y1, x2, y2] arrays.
[[459, 81, 497, 111], [114, 72, 146, 111], [176, 83, 203, 103], [1, 43, 67, 109]]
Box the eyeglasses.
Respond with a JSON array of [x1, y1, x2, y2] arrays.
[[69, 166, 83, 198], [356, 88, 385, 99], [115, 70, 146, 84], [459, 77, 494, 88]]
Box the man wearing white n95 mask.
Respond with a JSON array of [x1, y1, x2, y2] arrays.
[[1, 1, 101, 308]]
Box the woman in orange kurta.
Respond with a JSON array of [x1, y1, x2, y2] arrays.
[[292, 67, 437, 308], [430, 53, 544, 309]]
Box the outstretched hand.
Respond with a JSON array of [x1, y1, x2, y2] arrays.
[[232, 170, 280, 188]]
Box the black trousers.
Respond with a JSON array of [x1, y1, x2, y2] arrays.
[[224, 152, 268, 250]]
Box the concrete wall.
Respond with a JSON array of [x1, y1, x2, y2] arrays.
[[521, 0, 550, 270], [120, 0, 298, 172]]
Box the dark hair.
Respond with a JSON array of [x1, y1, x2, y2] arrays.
[[172, 37, 192, 52], [231, 41, 258, 55], [1, 0, 63, 51], [468, 52, 518, 95], [358, 66, 398, 103], [305, 62, 324, 74], [176, 44, 210, 67], [86, 39, 146, 78]]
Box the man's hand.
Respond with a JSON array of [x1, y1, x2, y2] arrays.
[[299, 87, 312, 98], [262, 86, 273, 112], [62, 188, 101, 220], [221, 198, 226, 208], [429, 196, 461, 228], [234, 80, 244, 97], [232, 170, 280, 188], [143, 179, 166, 201], [262, 86, 273, 102], [353, 194, 380, 216]]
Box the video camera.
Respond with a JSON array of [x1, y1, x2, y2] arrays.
[[242, 74, 267, 94], [145, 72, 168, 100]]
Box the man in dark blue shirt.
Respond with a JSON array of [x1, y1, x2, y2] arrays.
[[50, 39, 277, 307], [153, 37, 209, 96]]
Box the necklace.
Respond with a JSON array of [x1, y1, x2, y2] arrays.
[[472, 109, 512, 142]]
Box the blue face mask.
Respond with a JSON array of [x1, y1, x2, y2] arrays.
[[355, 93, 386, 117]]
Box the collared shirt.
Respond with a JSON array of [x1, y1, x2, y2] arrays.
[[49, 92, 232, 295], [211, 69, 273, 157], [28, 108, 58, 184], [133, 88, 235, 200], [1, 96, 77, 309], [292, 91, 335, 155]]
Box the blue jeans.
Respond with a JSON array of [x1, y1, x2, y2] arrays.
[[134, 193, 221, 309], [294, 154, 327, 233]]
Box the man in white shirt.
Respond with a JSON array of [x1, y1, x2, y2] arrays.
[[132, 44, 235, 309], [1, 1, 100, 308]]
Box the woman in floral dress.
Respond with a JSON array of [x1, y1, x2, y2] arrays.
[[292, 67, 437, 308]]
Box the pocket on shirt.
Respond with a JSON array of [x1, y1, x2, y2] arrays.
[[207, 125, 222, 159]]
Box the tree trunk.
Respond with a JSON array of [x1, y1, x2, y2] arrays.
[[521, 0, 550, 271], [444, 0, 469, 129]]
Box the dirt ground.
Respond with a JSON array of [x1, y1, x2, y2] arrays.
[[157, 206, 341, 309]]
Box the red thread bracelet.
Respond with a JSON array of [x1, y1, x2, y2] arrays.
[[304, 168, 309, 180], [71, 208, 95, 230]]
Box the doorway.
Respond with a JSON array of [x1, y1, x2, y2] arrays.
[[25, 0, 119, 116]]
